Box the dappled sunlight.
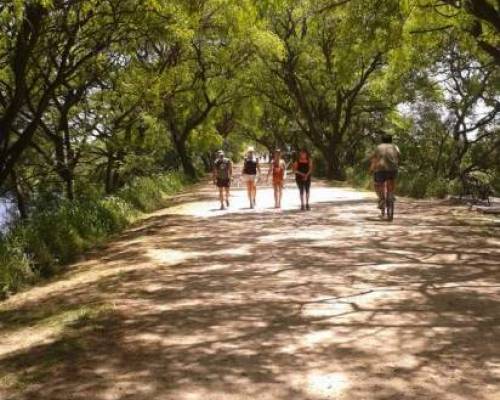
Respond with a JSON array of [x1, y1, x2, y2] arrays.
[[0, 325, 64, 358], [148, 245, 254, 266], [164, 184, 372, 218], [305, 371, 350, 397], [147, 248, 201, 265], [258, 227, 337, 243], [1, 179, 499, 400]]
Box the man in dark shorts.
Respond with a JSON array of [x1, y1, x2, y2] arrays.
[[370, 135, 400, 212], [213, 150, 233, 210]]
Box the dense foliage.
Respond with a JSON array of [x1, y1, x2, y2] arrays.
[[0, 0, 499, 294], [0, 171, 187, 296]]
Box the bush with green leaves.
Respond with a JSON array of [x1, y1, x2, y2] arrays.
[[0, 172, 188, 297], [425, 178, 449, 199], [119, 171, 187, 212], [345, 167, 371, 190], [0, 237, 35, 298]]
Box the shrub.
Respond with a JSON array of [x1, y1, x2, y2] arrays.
[[345, 167, 372, 190], [0, 237, 35, 297], [312, 154, 327, 177], [396, 173, 428, 199], [0, 172, 188, 297], [447, 179, 462, 196], [425, 178, 449, 199], [118, 171, 187, 212]]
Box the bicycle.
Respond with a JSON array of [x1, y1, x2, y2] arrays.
[[459, 171, 492, 206], [379, 182, 395, 222], [385, 191, 395, 221]]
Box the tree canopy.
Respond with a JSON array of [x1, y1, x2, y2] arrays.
[[0, 0, 498, 211]]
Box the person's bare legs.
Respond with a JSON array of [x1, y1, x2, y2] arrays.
[[218, 187, 225, 210], [246, 180, 254, 208], [252, 181, 257, 206], [374, 182, 385, 210], [273, 184, 279, 208], [386, 179, 396, 201], [225, 187, 230, 207], [277, 184, 283, 208]]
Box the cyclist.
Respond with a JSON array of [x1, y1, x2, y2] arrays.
[[370, 134, 400, 217], [213, 150, 233, 210]]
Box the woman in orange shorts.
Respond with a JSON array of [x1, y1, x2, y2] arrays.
[[267, 149, 287, 208]]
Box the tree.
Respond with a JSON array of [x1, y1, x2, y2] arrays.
[[0, 0, 154, 187], [407, 0, 500, 65], [255, 0, 404, 179]]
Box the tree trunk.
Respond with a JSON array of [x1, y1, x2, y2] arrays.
[[174, 138, 197, 179], [449, 139, 469, 179], [62, 117, 75, 200], [64, 171, 74, 201], [10, 170, 28, 220], [105, 155, 115, 194], [322, 134, 345, 180], [324, 151, 345, 180], [201, 153, 213, 173], [53, 140, 74, 200]]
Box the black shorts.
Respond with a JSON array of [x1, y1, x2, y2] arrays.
[[216, 178, 230, 188], [374, 170, 398, 183], [296, 178, 311, 194]]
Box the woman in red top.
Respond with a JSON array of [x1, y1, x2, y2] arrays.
[[267, 149, 286, 208]]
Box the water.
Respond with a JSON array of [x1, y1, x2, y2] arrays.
[[0, 195, 16, 233]]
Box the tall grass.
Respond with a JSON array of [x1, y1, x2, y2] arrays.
[[0, 172, 188, 298]]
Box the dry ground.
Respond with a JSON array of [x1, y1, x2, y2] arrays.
[[0, 175, 499, 400]]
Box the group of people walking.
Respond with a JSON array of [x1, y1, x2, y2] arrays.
[[213, 135, 400, 217], [213, 146, 313, 211]]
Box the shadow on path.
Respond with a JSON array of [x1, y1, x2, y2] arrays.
[[1, 180, 499, 400]]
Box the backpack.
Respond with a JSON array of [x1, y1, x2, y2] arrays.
[[215, 158, 230, 180]]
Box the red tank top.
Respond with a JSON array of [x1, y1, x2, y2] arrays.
[[272, 161, 285, 181]]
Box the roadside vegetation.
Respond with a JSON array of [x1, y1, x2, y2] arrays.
[[1, 0, 498, 297], [0, 172, 188, 297]]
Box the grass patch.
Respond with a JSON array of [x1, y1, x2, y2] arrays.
[[0, 302, 114, 335]]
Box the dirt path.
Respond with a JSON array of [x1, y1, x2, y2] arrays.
[[1, 176, 499, 400]]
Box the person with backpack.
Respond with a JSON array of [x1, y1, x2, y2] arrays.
[[267, 149, 287, 209], [293, 148, 313, 211], [242, 146, 261, 209], [369, 134, 400, 215], [213, 150, 233, 210]]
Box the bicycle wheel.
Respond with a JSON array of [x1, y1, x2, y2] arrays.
[[386, 197, 394, 221]]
